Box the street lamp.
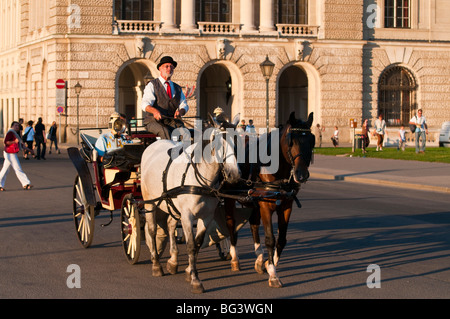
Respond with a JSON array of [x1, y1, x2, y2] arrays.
[[74, 82, 82, 145], [260, 55, 275, 132]]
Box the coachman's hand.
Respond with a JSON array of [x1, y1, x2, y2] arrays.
[[153, 110, 162, 121], [174, 109, 186, 118]]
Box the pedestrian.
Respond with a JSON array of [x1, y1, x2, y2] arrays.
[[245, 119, 256, 134], [361, 119, 370, 153], [314, 124, 325, 147], [409, 109, 428, 154], [48, 121, 60, 154], [34, 117, 47, 160], [239, 120, 247, 132], [398, 125, 406, 151], [331, 126, 339, 147], [22, 120, 35, 160], [373, 113, 387, 151], [0, 121, 33, 191], [18, 118, 24, 137]]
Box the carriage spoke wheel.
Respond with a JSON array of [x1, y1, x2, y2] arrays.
[[72, 175, 95, 248], [121, 194, 141, 265]]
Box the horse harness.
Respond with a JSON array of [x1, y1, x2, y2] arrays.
[[136, 126, 312, 219]]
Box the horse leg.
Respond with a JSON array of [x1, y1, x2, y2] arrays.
[[274, 203, 292, 267], [166, 215, 179, 275], [181, 215, 205, 294], [144, 210, 164, 277], [249, 207, 264, 274], [260, 203, 283, 288], [225, 198, 240, 271]]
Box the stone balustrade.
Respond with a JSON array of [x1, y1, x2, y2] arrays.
[[276, 24, 319, 37], [115, 20, 162, 34]]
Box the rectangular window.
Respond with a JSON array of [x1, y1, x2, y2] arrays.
[[276, 0, 308, 25], [114, 0, 153, 20], [196, 0, 232, 23], [385, 0, 410, 28]]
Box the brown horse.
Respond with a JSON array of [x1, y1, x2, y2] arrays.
[[224, 111, 315, 288]]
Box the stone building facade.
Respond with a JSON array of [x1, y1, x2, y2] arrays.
[[1, 0, 449, 144]]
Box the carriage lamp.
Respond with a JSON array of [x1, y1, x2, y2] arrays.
[[75, 82, 82, 145], [260, 55, 275, 132]]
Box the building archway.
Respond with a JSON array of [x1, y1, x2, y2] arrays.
[[276, 62, 321, 127], [198, 61, 243, 121], [115, 59, 156, 121]]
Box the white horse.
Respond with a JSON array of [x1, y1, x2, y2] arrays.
[[140, 115, 240, 293]]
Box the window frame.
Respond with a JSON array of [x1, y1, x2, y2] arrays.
[[114, 0, 154, 21], [195, 0, 232, 23], [275, 0, 308, 25], [384, 0, 410, 28]]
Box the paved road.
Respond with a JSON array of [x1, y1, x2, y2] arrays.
[[0, 146, 449, 302]]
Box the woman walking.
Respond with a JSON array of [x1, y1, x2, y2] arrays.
[[0, 121, 33, 191], [22, 120, 35, 160], [48, 121, 60, 154]]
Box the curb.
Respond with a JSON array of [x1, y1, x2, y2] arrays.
[[310, 172, 450, 194]]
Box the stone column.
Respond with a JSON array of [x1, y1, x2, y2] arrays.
[[160, 0, 177, 31], [260, 0, 275, 32], [180, 0, 196, 32], [240, 0, 256, 32]]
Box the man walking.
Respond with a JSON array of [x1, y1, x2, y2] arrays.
[[409, 109, 428, 153], [34, 117, 47, 160]]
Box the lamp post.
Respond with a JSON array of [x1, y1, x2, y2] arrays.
[[74, 82, 82, 145], [260, 55, 275, 132]]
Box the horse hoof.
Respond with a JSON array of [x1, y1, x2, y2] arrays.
[[167, 261, 178, 275], [231, 261, 240, 272], [191, 283, 205, 294], [255, 260, 264, 274], [152, 265, 164, 277], [268, 277, 283, 288]]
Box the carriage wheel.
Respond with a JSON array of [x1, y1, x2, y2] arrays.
[[121, 194, 141, 265], [72, 175, 95, 248]]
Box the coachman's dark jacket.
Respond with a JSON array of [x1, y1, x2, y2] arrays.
[[144, 78, 182, 125]]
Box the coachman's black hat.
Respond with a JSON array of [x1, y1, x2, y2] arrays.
[[157, 56, 177, 69]]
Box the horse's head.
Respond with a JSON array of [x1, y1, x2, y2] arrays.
[[282, 112, 315, 184], [205, 113, 241, 184]]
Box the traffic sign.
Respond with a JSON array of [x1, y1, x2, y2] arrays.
[[57, 106, 64, 114], [56, 79, 65, 89]]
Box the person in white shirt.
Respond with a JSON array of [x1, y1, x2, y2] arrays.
[[398, 125, 406, 151], [409, 108, 428, 153], [141, 56, 189, 139], [373, 113, 387, 151], [331, 126, 339, 147]]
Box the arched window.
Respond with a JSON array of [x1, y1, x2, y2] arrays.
[[114, 0, 153, 20], [378, 66, 417, 126], [276, 0, 308, 24], [196, 0, 232, 23]]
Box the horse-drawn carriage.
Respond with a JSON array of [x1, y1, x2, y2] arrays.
[[68, 119, 244, 264], [68, 112, 315, 293]]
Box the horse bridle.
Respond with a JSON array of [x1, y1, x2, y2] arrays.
[[286, 127, 312, 183]]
